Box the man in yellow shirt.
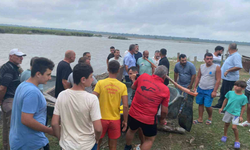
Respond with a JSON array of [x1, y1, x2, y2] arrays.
[[93, 60, 128, 150]]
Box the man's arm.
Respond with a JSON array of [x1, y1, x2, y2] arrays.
[[159, 105, 168, 125], [0, 85, 7, 105], [121, 95, 128, 131], [193, 68, 201, 91], [174, 72, 178, 83], [212, 66, 221, 98], [93, 120, 102, 143], [92, 91, 99, 97], [62, 79, 71, 89], [21, 112, 54, 135], [51, 114, 60, 139], [224, 67, 242, 77], [188, 74, 196, 89]]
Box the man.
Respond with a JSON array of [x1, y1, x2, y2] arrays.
[[158, 48, 170, 86], [55, 50, 75, 98], [0, 48, 26, 150], [213, 46, 224, 66], [109, 49, 123, 66], [20, 57, 43, 92], [68, 57, 97, 93], [152, 50, 160, 66], [93, 60, 128, 150], [106, 46, 115, 66], [124, 65, 170, 150], [193, 53, 221, 125], [52, 64, 102, 150], [212, 43, 243, 109], [123, 44, 136, 82], [174, 54, 196, 96], [9, 57, 55, 149], [83, 52, 91, 60], [137, 50, 155, 75], [134, 44, 142, 62]]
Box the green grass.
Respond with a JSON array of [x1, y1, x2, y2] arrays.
[[1, 59, 250, 150]]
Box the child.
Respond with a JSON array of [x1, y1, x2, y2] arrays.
[[219, 80, 248, 149]]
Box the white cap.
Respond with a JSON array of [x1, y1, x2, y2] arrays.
[[9, 48, 26, 56]]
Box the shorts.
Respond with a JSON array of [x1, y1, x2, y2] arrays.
[[245, 89, 250, 104], [196, 87, 214, 107], [128, 115, 157, 137], [222, 111, 239, 125], [100, 119, 121, 139]]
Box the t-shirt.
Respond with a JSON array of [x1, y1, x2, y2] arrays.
[[129, 74, 170, 125], [123, 52, 136, 76], [94, 78, 128, 120], [55, 60, 72, 98], [158, 57, 170, 85], [212, 53, 222, 66], [54, 89, 101, 150], [221, 52, 242, 81], [67, 73, 97, 93], [152, 57, 160, 66], [107, 53, 114, 61], [137, 57, 154, 75], [246, 70, 250, 91], [0, 61, 21, 99], [20, 69, 44, 91], [109, 57, 123, 66], [174, 62, 196, 87], [223, 91, 248, 116], [134, 52, 142, 62], [9, 82, 48, 149]]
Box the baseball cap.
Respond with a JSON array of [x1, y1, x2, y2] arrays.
[[9, 48, 26, 56]]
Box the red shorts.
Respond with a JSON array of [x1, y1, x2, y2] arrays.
[[100, 119, 121, 139]]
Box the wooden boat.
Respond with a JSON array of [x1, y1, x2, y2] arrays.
[[242, 55, 250, 73], [44, 73, 194, 132]]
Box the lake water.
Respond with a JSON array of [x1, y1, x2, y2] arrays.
[[0, 34, 249, 75]]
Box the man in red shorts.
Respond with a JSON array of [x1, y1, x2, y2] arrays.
[[124, 65, 170, 150]]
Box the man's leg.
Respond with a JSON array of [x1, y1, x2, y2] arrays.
[[108, 120, 121, 150], [213, 80, 226, 108], [247, 104, 250, 123], [2, 98, 13, 150], [97, 139, 103, 150], [217, 80, 235, 108], [108, 139, 117, 150], [206, 107, 213, 123], [198, 105, 204, 122], [138, 128, 145, 145], [97, 120, 109, 150], [140, 136, 156, 150]]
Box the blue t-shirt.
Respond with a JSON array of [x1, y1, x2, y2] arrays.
[[9, 82, 48, 150], [174, 62, 196, 87], [137, 57, 154, 75], [223, 91, 248, 116], [221, 52, 242, 81], [123, 52, 136, 76], [20, 69, 44, 91]]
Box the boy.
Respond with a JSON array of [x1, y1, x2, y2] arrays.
[[219, 80, 248, 149], [93, 60, 128, 150]]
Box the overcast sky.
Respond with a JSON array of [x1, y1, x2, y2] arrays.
[[0, 0, 249, 42]]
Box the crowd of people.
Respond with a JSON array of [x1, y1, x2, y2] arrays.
[[0, 43, 249, 150]]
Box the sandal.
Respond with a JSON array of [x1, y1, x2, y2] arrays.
[[193, 120, 203, 124], [221, 136, 227, 142], [234, 142, 240, 149], [206, 119, 212, 125]]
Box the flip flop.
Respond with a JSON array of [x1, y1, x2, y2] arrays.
[[221, 136, 227, 142], [206, 119, 212, 125], [234, 142, 240, 149], [193, 120, 203, 124]]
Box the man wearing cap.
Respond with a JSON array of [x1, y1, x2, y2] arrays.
[[0, 48, 26, 150]]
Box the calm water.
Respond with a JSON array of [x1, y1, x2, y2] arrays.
[[0, 34, 249, 75]]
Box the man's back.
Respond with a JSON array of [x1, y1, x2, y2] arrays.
[[9, 82, 48, 149], [94, 78, 127, 120], [54, 89, 101, 149], [212, 53, 221, 66], [159, 57, 170, 85], [129, 74, 170, 125], [55, 60, 72, 97]]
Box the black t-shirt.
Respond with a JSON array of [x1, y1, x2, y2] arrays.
[[107, 53, 114, 61], [0, 61, 21, 99], [159, 57, 170, 86], [55, 60, 72, 98], [134, 52, 142, 62]]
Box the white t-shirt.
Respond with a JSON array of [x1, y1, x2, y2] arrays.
[[67, 73, 97, 93], [109, 57, 123, 66], [152, 57, 160, 66], [247, 70, 250, 91], [212, 53, 222, 66], [54, 89, 102, 150], [124, 50, 129, 57]]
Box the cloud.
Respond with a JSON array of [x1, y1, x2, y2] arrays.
[[0, 0, 250, 42]]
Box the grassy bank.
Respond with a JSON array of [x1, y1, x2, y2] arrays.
[[108, 36, 129, 40], [1, 59, 249, 150], [0, 26, 94, 37]]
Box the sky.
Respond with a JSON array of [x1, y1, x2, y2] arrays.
[[0, 0, 250, 42]]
